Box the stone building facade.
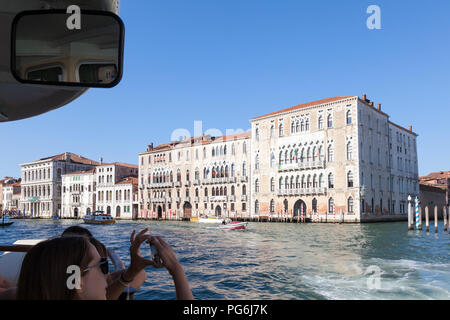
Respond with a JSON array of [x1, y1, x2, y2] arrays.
[[138, 132, 251, 219], [61, 169, 96, 218], [2, 180, 21, 212], [95, 163, 139, 220], [250, 95, 419, 222], [19, 152, 99, 218]]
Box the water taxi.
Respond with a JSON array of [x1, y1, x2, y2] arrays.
[[83, 211, 116, 225]]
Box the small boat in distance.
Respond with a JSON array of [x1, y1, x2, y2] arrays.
[[0, 215, 14, 227], [83, 210, 116, 225]]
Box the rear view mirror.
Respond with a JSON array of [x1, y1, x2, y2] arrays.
[[11, 10, 124, 88]]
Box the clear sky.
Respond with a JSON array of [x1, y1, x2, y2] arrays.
[[1, 0, 450, 178]]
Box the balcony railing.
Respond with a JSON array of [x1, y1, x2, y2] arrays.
[[278, 160, 326, 172], [276, 187, 327, 196], [241, 195, 247, 201], [149, 182, 174, 189], [174, 182, 182, 188], [193, 179, 201, 186], [209, 196, 227, 202], [240, 176, 248, 183], [228, 195, 236, 202]]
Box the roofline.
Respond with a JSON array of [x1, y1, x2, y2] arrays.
[[250, 96, 357, 122], [139, 131, 251, 156]]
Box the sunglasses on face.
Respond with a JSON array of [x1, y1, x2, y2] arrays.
[[83, 257, 109, 275]]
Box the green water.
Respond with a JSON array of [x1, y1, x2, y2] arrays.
[[1, 219, 449, 299]]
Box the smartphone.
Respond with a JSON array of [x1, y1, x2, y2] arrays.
[[150, 243, 163, 268]]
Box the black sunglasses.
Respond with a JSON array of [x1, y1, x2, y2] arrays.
[[83, 257, 109, 275]]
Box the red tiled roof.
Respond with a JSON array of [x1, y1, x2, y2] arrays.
[[39, 153, 99, 166], [116, 176, 138, 185], [148, 132, 251, 153], [97, 162, 138, 169], [420, 171, 450, 181], [252, 96, 354, 120]]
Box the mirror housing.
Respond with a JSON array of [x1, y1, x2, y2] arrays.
[[11, 9, 124, 88]]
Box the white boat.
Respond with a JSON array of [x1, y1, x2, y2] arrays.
[[191, 216, 224, 224], [83, 210, 116, 224]]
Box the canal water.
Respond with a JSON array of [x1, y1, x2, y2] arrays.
[[1, 219, 449, 300]]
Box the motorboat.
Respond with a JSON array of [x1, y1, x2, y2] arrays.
[[83, 211, 116, 224], [218, 220, 248, 230]]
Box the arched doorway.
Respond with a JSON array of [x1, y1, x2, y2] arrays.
[[293, 199, 307, 217], [116, 206, 121, 218], [157, 206, 162, 219], [215, 205, 222, 217], [183, 202, 192, 218], [74, 208, 78, 218], [107, 206, 111, 215]]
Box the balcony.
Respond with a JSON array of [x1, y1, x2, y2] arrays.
[[194, 197, 199, 202], [150, 182, 174, 189], [241, 195, 247, 201], [174, 182, 182, 188], [203, 196, 209, 202], [184, 181, 191, 187], [240, 176, 248, 183], [175, 197, 181, 203], [209, 196, 227, 202], [165, 197, 172, 203], [278, 160, 326, 172], [276, 187, 327, 196], [228, 195, 236, 202], [185, 196, 191, 202], [193, 179, 200, 186]]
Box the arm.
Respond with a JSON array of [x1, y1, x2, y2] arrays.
[[150, 236, 194, 300], [170, 265, 194, 300]]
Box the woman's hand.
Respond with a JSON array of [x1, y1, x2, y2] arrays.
[[123, 229, 154, 281], [148, 236, 182, 276]]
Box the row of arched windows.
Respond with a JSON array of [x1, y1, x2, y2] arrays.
[[255, 197, 354, 214]]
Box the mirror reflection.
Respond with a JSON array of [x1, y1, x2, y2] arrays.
[[13, 12, 122, 87]]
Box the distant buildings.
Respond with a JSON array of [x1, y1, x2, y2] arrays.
[[19, 152, 99, 218], [419, 171, 450, 206], [95, 162, 139, 219], [1, 177, 21, 213]]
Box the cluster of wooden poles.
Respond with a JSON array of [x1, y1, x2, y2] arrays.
[[408, 205, 449, 233]]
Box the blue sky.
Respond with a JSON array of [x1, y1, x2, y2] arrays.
[[1, 0, 450, 178]]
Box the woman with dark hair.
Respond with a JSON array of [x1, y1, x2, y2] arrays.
[[16, 236, 108, 300]]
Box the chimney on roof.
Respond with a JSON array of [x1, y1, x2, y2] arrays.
[[147, 143, 154, 152], [408, 125, 412, 132], [99, 157, 103, 165], [369, 102, 374, 107], [362, 94, 367, 101], [65, 152, 71, 161], [377, 104, 381, 111]]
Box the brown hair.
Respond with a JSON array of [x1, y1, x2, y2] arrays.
[[16, 237, 93, 300], [61, 226, 93, 238]]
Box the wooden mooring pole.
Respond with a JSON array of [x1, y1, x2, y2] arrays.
[[425, 206, 429, 232], [434, 206, 438, 233]]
